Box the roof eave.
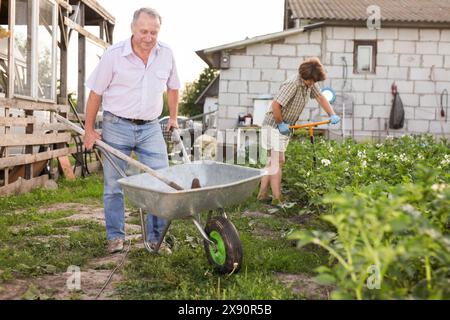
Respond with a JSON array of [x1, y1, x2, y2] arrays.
[[196, 22, 325, 69]]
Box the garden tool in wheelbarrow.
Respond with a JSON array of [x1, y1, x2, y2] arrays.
[[55, 114, 267, 274], [289, 120, 331, 167]]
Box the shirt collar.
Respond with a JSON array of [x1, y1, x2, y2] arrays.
[[122, 37, 161, 57]]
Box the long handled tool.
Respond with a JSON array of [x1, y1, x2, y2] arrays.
[[289, 120, 331, 166], [55, 114, 184, 191]]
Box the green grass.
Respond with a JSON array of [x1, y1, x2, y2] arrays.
[[0, 172, 328, 299], [0, 174, 107, 283], [0, 174, 104, 213], [116, 196, 328, 300]]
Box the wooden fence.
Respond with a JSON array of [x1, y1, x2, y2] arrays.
[[0, 97, 100, 196]]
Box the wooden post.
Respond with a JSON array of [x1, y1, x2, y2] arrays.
[[58, 6, 68, 105], [77, 2, 85, 113], [7, 0, 15, 98]]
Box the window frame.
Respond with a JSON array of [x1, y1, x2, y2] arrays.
[[353, 40, 377, 74], [11, 0, 57, 102]]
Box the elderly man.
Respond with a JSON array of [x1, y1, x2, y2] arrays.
[[84, 8, 180, 254]]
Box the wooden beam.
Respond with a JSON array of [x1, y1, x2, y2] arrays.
[[81, 0, 115, 25], [0, 132, 72, 147], [0, 97, 69, 112], [0, 175, 50, 196], [7, 0, 15, 98], [55, 0, 73, 13], [64, 16, 109, 48], [0, 148, 71, 169], [77, 3, 86, 114], [0, 116, 35, 127]]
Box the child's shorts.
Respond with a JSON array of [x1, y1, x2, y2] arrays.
[[260, 126, 290, 152]]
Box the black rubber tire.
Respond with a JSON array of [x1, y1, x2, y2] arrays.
[[203, 217, 243, 274]]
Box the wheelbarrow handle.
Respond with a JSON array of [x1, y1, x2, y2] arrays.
[[54, 114, 184, 191], [289, 120, 331, 129]]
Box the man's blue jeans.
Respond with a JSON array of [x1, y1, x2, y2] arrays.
[[101, 111, 169, 242]]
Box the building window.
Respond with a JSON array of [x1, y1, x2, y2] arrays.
[[13, 0, 57, 101], [354, 40, 377, 74]]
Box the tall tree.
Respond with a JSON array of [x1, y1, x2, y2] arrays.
[[179, 68, 218, 117]]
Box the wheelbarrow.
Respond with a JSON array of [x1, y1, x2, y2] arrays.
[[56, 115, 267, 274]]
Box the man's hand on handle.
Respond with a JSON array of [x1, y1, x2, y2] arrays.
[[84, 129, 101, 151], [166, 118, 179, 132]]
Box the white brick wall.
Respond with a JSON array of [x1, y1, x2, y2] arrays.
[[228, 81, 248, 93], [410, 68, 430, 81], [394, 41, 416, 54], [241, 69, 261, 81], [414, 81, 435, 94], [355, 28, 377, 39], [378, 53, 399, 66], [327, 40, 346, 52], [415, 108, 436, 120], [354, 105, 372, 117], [441, 30, 450, 41], [377, 28, 398, 40], [248, 81, 269, 94], [279, 57, 300, 69], [272, 44, 296, 56], [388, 67, 408, 80], [445, 56, 450, 68], [423, 55, 444, 67], [365, 92, 386, 105], [221, 69, 240, 80], [230, 55, 253, 68], [373, 79, 391, 92], [399, 54, 421, 67], [309, 30, 322, 43], [247, 44, 271, 56], [438, 42, 450, 55], [254, 56, 278, 69], [352, 79, 373, 92], [378, 40, 394, 53], [216, 25, 450, 136], [401, 94, 420, 106], [333, 27, 355, 39], [261, 69, 286, 82], [297, 44, 321, 56], [407, 120, 429, 132], [416, 42, 438, 55], [373, 105, 391, 118], [219, 93, 239, 105], [399, 29, 419, 41], [420, 29, 441, 41], [420, 95, 438, 107]]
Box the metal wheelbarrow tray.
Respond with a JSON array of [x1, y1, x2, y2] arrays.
[[118, 161, 266, 274], [118, 161, 265, 220]]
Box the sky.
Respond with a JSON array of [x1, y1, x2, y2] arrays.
[[69, 0, 285, 91]]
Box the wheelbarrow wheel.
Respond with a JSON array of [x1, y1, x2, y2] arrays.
[[203, 216, 242, 274]]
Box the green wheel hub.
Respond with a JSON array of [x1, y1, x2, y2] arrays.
[[208, 231, 226, 265]]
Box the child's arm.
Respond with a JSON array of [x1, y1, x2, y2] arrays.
[[271, 100, 283, 124], [316, 94, 340, 124], [316, 94, 336, 116]]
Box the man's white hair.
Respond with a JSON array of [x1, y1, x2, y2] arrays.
[[132, 7, 161, 25]]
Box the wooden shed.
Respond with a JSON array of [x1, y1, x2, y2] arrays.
[[0, 0, 114, 195]]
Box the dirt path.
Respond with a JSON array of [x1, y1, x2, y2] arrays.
[[0, 203, 141, 300]]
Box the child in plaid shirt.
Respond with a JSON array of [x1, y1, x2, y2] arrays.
[[258, 57, 340, 205]]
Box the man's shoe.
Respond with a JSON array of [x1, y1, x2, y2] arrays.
[[149, 241, 172, 255], [107, 238, 124, 254]]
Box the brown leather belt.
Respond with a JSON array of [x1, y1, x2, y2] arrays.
[[116, 115, 153, 125]]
